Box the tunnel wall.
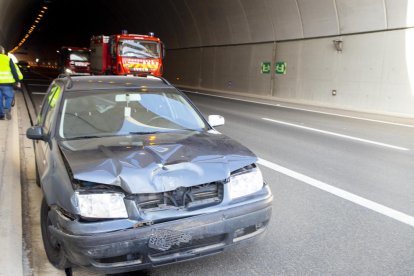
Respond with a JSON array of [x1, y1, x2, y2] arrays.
[[165, 29, 414, 117], [161, 0, 414, 117]]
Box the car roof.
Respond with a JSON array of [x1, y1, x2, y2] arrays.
[[55, 75, 173, 91]]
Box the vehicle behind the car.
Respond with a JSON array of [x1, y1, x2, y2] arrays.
[[58, 46, 91, 75], [17, 60, 30, 72]]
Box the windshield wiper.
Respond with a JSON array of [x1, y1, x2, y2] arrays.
[[65, 134, 117, 140], [66, 135, 101, 140], [128, 131, 163, 135]]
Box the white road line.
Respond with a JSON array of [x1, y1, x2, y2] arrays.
[[182, 90, 414, 128], [31, 92, 47, 95], [258, 158, 414, 228], [262, 117, 409, 151]]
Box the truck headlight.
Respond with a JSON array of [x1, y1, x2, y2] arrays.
[[75, 192, 128, 219], [228, 165, 264, 199]]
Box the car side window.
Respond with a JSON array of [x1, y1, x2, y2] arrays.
[[43, 85, 62, 133], [38, 83, 57, 125]]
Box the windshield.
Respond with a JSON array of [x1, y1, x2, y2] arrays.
[[118, 39, 160, 58], [58, 88, 207, 139], [69, 52, 89, 61]]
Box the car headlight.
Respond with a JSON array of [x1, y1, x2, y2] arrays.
[[228, 165, 264, 199], [65, 68, 73, 74], [75, 192, 128, 219]]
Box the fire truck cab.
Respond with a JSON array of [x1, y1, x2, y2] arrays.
[[58, 47, 91, 75], [90, 32, 165, 76]]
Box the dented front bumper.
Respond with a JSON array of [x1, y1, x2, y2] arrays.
[[49, 189, 273, 274]]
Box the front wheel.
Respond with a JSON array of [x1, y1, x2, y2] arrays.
[[40, 199, 71, 269]]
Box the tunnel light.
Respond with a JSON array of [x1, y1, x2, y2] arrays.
[[10, 5, 49, 53]]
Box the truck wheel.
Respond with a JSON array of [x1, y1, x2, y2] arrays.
[[40, 199, 71, 269]]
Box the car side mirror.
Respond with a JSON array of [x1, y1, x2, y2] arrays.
[[26, 126, 46, 141], [208, 115, 225, 127]]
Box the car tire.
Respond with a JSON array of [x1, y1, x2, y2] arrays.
[[40, 199, 71, 270]]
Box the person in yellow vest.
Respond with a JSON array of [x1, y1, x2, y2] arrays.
[[0, 45, 23, 120]]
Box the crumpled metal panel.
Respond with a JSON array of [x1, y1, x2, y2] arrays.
[[59, 131, 257, 194]]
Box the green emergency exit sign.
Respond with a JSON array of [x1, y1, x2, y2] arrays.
[[275, 62, 287, 74], [261, 62, 271, 74]]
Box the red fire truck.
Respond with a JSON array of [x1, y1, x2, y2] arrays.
[[58, 47, 91, 75], [90, 32, 165, 76]]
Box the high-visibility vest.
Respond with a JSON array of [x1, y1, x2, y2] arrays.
[[0, 54, 23, 84], [48, 86, 61, 108]]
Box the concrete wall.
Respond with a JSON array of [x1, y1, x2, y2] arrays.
[[162, 0, 414, 117], [274, 29, 414, 115], [165, 28, 414, 116]]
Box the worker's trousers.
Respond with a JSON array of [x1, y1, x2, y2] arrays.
[[0, 85, 14, 116]]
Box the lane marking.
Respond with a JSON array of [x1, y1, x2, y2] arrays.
[[28, 84, 49, 87], [182, 89, 414, 128], [31, 92, 47, 95], [258, 158, 414, 228], [262, 117, 409, 151]]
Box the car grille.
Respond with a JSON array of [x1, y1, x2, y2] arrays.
[[148, 234, 226, 258], [132, 181, 224, 212]]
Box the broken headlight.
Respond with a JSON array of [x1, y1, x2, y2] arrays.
[[228, 165, 263, 199], [75, 192, 128, 219]]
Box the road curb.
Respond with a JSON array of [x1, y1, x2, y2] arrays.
[[0, 92, 23, 276]]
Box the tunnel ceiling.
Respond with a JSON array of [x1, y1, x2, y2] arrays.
[[0, 0, 34, 49], [1, 0, 413, 56]]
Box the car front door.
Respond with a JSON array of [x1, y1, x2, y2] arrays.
[[35, 84, 62, 183]]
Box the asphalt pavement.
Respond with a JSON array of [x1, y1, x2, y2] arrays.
[[19, 70, 414, 275]]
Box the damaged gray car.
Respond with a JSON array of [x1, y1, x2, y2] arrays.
[[26, 75, 273, 274]]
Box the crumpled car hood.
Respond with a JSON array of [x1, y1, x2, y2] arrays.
[[58, 131, 257, 194]]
